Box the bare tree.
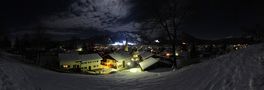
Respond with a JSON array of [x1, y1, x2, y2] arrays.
[[137, 0, 193, 69], [32, 25, 52, 65]]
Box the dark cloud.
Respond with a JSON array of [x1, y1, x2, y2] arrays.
[[1, 0, 262, 39], [126, 0, 260, 39], [0, 0, 73, 28], [41, 0, 136, 32], [185, 0, 258, 39]]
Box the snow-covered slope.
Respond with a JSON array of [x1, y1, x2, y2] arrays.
[[1, 44, 264, 90]]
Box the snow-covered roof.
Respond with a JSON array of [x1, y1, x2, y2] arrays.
[[109, 52, 131, 62], [117, 51, 131, 57], [59, 53, 79, 62], [79, 54, 102, 61], [140, 51, 154, 60], [139, 57, 159, 70]]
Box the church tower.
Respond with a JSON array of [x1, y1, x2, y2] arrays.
[[124, 38, 129, 52]]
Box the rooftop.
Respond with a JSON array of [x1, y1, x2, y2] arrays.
[[79, 53, 102, 61]]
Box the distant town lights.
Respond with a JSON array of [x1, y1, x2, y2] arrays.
[[166, 53, 171, 57], [76, 48, 83, 52], [111, 42, 123, 46], [155, 40, 160, 43], [175, 52, 179, 56], [123, 41, 126, 44], [110, 41, 136, 46]]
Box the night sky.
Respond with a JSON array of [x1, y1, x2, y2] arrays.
[[0, 0, 261, 40]]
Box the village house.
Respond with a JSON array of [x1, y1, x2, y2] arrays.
[[139, 57, 159, 70], [80, 53, 102, 72], [59, 53, 103, 72], [58, 48, 160, 73], [138, 51, 159, 70], [106, 51, 160, 71], [58, 52, 80, 70], [139, 51, 154, 60], [108, 52, 131, 70]]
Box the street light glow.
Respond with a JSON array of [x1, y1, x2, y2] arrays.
[[127, 62, 131, 66], [110, 41, 136, 46], [176, 52, 179, 56], [166, 53, 171, 57], [76, 48, 83, 51], [155, 40, 160, 43]]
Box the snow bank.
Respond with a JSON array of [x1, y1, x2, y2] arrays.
[[0, 54, 36, 90]]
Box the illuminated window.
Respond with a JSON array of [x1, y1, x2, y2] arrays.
[[127, 62, 131, 66], [63, 65, 69, 68], [176, 52, 179, 56], [133, 55, 138, 57], [166, 53, 171, 57]]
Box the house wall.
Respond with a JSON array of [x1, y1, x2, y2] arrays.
[[104, 59, 117, 68], [81, 59, 101, 71], [60, 60, 80, 69], [116, 60, 129, 70]]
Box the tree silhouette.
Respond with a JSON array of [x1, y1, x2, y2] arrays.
[[134, 0, 193, 69]]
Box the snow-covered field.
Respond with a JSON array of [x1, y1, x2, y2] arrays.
[[1, 44, 264, 90]]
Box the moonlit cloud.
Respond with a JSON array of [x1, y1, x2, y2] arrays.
[[42, 0, 136, 32], [4, 0, 257, 40]]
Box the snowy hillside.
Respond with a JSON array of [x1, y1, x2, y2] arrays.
[[1, 44, 264, 90]]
